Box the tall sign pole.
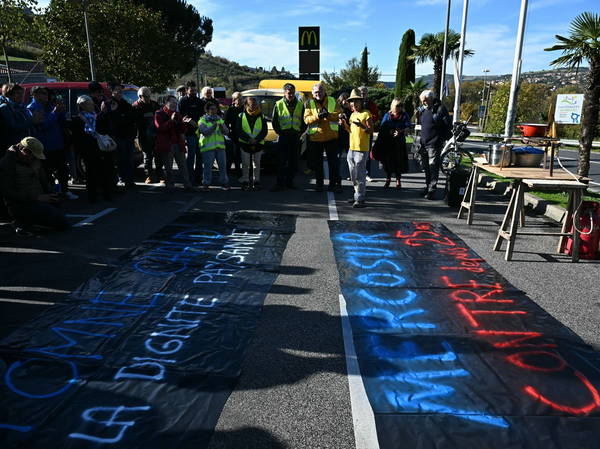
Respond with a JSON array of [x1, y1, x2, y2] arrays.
[[453, 0, 469, 123], [439, 0, 451, 99], [299, 27, 320, 81], [504, 0, 529, 138], [83, 0, 96, 81]]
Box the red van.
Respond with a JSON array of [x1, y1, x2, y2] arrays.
[[21, 82, 142, 179]]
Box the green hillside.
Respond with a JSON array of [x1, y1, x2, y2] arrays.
[[176, 52, 297, 93]]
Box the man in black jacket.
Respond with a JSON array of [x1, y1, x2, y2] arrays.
[[0, 137, 69, 235], [132, 86, 162, 183], [224, 91, 244, 177], [417, 89, 451, 199], [179, 81, 204, 185]]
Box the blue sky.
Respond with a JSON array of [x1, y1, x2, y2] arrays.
[[190, 0, 596, 79]]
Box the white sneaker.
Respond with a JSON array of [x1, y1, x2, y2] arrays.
[[65, 191, 79, 200], [366, 176, 373, 182]]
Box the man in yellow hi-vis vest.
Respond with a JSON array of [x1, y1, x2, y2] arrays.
[[303, 83, 341, 192], [271, 83, 306, 191]]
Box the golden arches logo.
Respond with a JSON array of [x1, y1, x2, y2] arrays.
[[301, 30, 318, 47]]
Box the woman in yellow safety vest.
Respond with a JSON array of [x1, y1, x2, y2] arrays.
[[235, 97, 267, 191], [198, 102, 230, 191]]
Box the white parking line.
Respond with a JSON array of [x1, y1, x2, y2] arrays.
[[339, 294, 381, 449], [73, 208, 116, 227], [327, 191, 339, 220]]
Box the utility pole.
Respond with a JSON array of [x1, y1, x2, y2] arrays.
[[439, 0, 451, 99], [452, 0, 469, 123], [504, 0, 528, 138], [82, 0, 96, 81], [479, 68, 490, 130]]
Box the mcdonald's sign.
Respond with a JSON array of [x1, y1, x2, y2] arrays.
[[299, 27, 320, 50]]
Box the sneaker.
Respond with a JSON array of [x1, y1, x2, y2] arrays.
[[352, 201, 366, 208], [15, 227, 34, 237], [65, 191, 79, 200], [366, 176, 373, 182], [222, 184, 230, 191]]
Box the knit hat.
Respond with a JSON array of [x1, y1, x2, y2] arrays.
[[20, 137, 45, 160]]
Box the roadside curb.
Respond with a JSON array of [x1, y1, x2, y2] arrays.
[[477, 174, 567, 223]]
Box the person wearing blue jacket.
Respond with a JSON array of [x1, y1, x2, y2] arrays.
[[27, 86, 77, 199], [0, 83, 43, 158]]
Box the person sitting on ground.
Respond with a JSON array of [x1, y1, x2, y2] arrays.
[[0, 137, 69, 235], [71, 95, 116, 203], [341, 89, 373, 208], [373, 98, 411, 189], [27, 86, 78, 200], [154, 95, 194, 193], [236, 97, 267, 191], [198, 102, 229, 191]]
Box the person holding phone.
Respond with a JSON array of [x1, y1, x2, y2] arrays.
[[341, 89, 373, 208]]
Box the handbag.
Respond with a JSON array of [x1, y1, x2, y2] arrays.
[[96, 133, 117, 152]]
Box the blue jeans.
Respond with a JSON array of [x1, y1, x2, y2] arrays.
[[115, 137, 135, 184], [185, 135, 202, 184], [201, 149, 229, 186]]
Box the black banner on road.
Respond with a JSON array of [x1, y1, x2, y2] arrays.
[[0, 211, 295, 449], [329, 221, 600, 449]]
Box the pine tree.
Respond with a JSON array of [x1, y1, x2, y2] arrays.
[[360, 46, 369, 86], [395, 29, 415, 98]]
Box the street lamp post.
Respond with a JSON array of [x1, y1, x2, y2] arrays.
[[82, 0, 96, 81], [439, 0, 452, 99], [452, 0, 469, 123], [479, 68, 490, 130]]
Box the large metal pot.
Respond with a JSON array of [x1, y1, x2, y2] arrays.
[[489, 144, 513, 167], [516, 123, 547, 137]]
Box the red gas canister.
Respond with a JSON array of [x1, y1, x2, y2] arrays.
[[565, 201, 600, 259]]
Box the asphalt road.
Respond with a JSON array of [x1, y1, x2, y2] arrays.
[[1, 159, 599, 448]]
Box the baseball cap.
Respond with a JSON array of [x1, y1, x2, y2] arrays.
[[20, 137, 45, 160]]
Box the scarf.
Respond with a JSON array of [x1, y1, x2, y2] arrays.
[[81, 111, 97, 136], [245, 106, 261, 116]]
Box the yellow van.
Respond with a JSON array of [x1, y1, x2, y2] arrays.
[[241, 84, 312, 168]]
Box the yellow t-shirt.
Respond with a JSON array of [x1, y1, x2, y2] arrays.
[[349, 110, 372, 152]]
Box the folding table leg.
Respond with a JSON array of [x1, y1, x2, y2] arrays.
[[466, 165, 479, 225], [558, 190, 574, 253], [494, 182, 518, 251], [505, 182, 524, 261], [457, 166, 475, 220], [572, 189, 581, 262]]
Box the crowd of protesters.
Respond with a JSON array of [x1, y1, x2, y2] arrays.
[[0, 78, 450, 235]]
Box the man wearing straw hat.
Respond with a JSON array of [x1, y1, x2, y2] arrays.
[[341, 89, 373, 208]]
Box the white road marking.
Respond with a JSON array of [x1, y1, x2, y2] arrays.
[[339, 294, 381, 449], [327, 191, 339, 221], [73, 208, 116, 227]]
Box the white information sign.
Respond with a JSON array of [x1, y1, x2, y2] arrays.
[[554, 94, 584, 124]]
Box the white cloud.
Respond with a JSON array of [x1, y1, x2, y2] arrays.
[[206, 30, 299, 73]]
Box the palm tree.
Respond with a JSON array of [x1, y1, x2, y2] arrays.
[[402, 79, 428, 119], [410, 30, 473, 98], [545, 12, 600, 178]]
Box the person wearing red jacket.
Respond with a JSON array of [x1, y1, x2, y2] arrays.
[[154, 95, 193, 192]]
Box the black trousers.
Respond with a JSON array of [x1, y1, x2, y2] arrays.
[[276, 133, 300, 187], [8, 201, 69, 230], [84, 150, 115, 201], [310, 139, 339, 187], [43, 149, 70, 193]]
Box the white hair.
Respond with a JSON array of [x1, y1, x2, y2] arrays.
[[419, 89, 435, 102], [201, 86, 213, 97], [138, 86, 151, 97], [76, 95, 93, 106]]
